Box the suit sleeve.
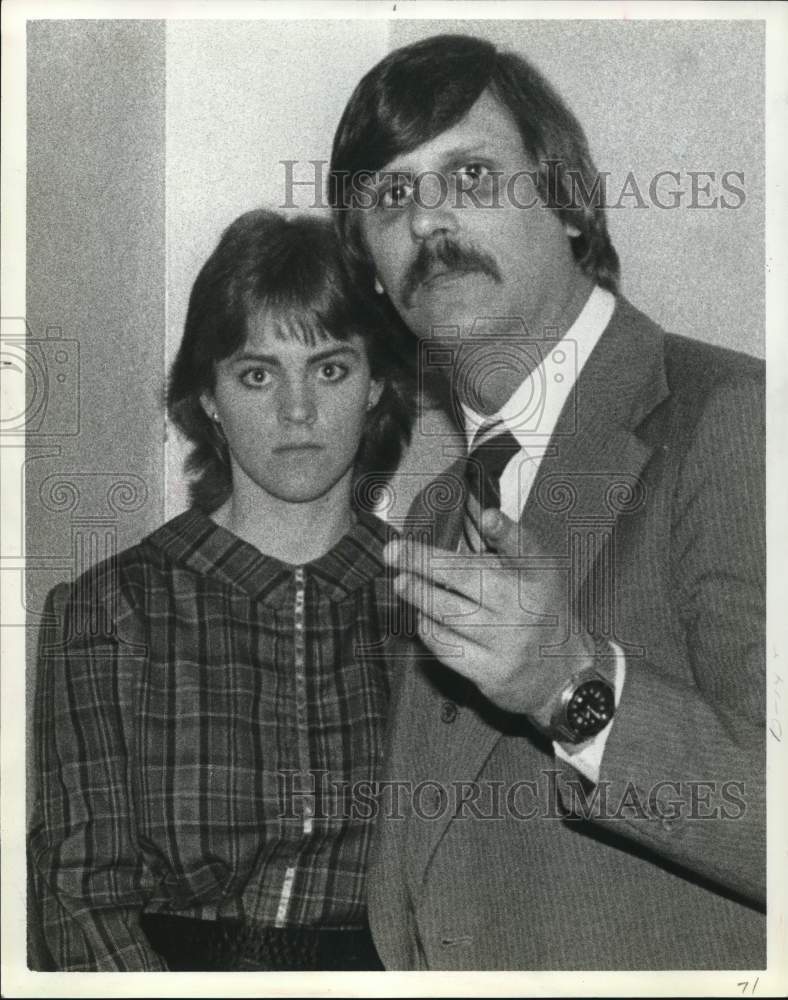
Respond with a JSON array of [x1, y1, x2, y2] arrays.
[[29, 583, 167, 971], [554, 372, 766, 906]]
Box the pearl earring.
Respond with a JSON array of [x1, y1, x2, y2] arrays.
[[373, 276, 384, 295], [565, 223, 581, 238]]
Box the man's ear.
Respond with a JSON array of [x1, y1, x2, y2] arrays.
[[367, 379, 384, 410]]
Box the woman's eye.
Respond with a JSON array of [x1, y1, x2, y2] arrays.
[[318, 362, 348, 382], [240, 368, 271, 388]]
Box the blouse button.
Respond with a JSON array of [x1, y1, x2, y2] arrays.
[[440, 701, 458, 724]]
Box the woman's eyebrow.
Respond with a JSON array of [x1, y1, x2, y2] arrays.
[[229, 351, 281, 366], [307, 344, 361, 363], [229, 344, 361, 366]]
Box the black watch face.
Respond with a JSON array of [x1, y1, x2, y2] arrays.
[[566, 679, 615, 737]]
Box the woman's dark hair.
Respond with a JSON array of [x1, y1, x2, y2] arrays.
[[167, 209, 414, 512], [330, 33, 619, 297]]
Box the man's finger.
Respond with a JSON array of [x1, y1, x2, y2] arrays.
[[385, 537, 502, 600], [393, 571, 486, 624]]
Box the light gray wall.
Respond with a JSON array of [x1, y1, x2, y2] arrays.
[[25, 19, 167, 693], [26, 19, 167, 560]]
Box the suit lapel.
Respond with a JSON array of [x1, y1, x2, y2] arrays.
[[387, 297, 672, 887], [523, 298, 668, 562]]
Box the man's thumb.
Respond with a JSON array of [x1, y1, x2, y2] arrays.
[[479, 508, 518, 554]]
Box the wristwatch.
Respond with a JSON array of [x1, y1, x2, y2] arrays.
[[549, 667, 616, 745]]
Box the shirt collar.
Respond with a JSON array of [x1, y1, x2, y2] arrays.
[[462, 285, 616, 449], [144, 507, 391, 606]]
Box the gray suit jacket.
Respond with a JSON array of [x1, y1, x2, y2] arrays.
[[368, 297, 765, 970]]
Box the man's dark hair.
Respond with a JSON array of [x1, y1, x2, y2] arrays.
[[167, 209, 414, 512], [330, 33, 619, 296]]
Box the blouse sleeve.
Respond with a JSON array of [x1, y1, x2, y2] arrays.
[[29, 581, 167, 971]]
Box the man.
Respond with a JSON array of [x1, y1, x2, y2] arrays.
[[329, 34, 765, 970]]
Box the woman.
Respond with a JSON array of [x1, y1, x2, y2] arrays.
[[30, 210, 413, 971]]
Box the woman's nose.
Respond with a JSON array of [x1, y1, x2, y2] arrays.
[[278, 379, 317, 425]]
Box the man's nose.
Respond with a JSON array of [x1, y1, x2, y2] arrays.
[[278, 379, 317, 425], [409, 173, 459, 241]]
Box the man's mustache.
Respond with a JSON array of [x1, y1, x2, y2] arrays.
[[401, 239, 502, 306]]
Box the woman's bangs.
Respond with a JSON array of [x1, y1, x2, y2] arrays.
[[251, 279, 358, 348], [251, 305, 351, 350]]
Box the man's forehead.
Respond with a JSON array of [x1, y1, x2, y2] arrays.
[[375, 89, 526, 173]]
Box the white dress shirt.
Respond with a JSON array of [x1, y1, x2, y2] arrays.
[[461, 285, 624, 783]]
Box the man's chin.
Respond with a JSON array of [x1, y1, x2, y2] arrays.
[[403, 276, 499, 339], [406, 308, 490, 343]]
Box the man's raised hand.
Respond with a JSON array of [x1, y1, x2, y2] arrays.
[[383, 508, 595, 727]]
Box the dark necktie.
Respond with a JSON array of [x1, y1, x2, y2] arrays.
[[463, 422, 521, 552]]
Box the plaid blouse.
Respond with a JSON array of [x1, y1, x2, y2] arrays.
[[30, 508, 399, 971]]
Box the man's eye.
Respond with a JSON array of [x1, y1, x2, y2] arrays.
[[318, 362, 348, 382], [457, 163, 491, 186], [380, 182, 413, 209], [240, 368, 271, 388]]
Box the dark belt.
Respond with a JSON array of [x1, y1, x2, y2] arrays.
[[140, 913, 384, 972]]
